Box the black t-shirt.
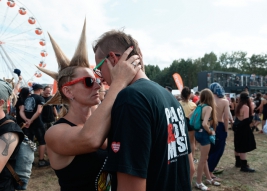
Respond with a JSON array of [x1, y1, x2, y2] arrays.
[[254, 98, 261, 114], [15, 98, 24, 125], [41, 96, 55, 123], [105, 79, 191, 191], [0, 116, 24, 191], [24, 94, 45, 126]]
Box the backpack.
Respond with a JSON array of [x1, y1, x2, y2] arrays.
[[189, 104, 207, 131]]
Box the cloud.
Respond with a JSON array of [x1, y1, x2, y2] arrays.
[[134, 31, 267, 69], [212, 0, 264, 7], [259, 25, 267, 35], [0, 0, 112, 84]]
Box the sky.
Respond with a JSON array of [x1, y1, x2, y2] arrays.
[[0, 0, 267, 84]]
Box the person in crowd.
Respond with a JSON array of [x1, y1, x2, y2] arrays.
[[41, 86, 58, 130], [180, 87, 197, 164], [37, 21, 141, 190], [252, 92, 262, 132], [194, 89, 220, 190], [208, 83, 229, 180], [195, 91, 200, 98], [19, 83, 49, 167], [236, 94, 240, 104], [232, 92, 256, 172], [93, 30, 193, 191], [191, 91, 199, 104], [15, 87, 30, 127], [0, 79, 24, 190], [230, 98, 236, 121], [244, 86, 249, 94], [165, 86, 172, 93], [258, 93, 267, 133]]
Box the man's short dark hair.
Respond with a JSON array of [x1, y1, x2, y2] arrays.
[[43, 85, 51, 91], [195, 91, 199, 95], [93, 30, 144, 71], [165, 86, 172, 93]]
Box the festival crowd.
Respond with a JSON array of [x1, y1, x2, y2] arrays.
[[0, 20, 264, 191]]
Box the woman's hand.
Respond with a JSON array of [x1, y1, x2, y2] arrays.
[[107, 47, 141, 88], [210, 130, 215, 135]]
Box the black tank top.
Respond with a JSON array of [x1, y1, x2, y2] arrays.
[[53, 118, 110, 191]]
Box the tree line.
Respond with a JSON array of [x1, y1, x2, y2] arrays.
[[145, 51, 267, 89]]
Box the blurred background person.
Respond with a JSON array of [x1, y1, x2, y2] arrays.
[[41, 86, 58, 130], [233, 92, 256, 172], [180, 87, 197, 163], [252, 92, 262, 132], [230, 97, 236, 121], [258, 93, 267, 133]]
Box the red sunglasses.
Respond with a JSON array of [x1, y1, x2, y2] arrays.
[[62, 77, 101, 88]]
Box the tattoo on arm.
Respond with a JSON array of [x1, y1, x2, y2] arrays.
[[0, 133, 17, 156]]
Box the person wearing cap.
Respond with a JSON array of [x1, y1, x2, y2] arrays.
[[207, 82, 229, 180], [19, 83, 49, 167], [0, 79, 24, 190]]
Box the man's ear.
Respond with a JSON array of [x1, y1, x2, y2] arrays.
[[108, 52, 119, 66]]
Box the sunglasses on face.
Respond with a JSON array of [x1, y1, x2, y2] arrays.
[[93, 53, 121, 78], [62, 77, 101, 89]]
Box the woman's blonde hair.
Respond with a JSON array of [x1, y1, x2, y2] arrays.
[[200, 89, 218, 129]]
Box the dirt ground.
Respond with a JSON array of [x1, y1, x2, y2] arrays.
[[26, 128, 267, 191]]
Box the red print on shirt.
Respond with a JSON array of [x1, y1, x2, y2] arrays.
[[167, 123, 175, 143], [111, 142, 120, 153]]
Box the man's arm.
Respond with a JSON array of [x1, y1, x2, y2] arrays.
[[19, 105, 29, 122], [13, 76, 22, 95], [28, 105, 43, 125], [0, 132, 19, 172], [117, 172, 146, 191]]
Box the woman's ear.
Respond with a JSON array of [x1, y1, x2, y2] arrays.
[[61, 86, 74, 100]]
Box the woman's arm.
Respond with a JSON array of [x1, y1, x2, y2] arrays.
[[202, 106, 212, 134], [45, 47, 141, 156]]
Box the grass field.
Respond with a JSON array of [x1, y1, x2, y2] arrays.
[[26, 128, 267, 191]]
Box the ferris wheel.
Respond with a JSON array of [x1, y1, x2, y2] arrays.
[[0, 0, 48, 86]]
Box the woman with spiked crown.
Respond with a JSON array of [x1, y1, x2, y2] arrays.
[[37, 20, 141, 190]]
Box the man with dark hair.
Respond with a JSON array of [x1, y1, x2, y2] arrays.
[[165, 86, 172, 93], [41, 86, 58, 130], [19, 83, 49, 167], [93, 30, 192, 191], [0, 79, 24, 190]]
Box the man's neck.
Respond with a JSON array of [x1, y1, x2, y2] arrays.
[[129, 70, 149, 85]]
